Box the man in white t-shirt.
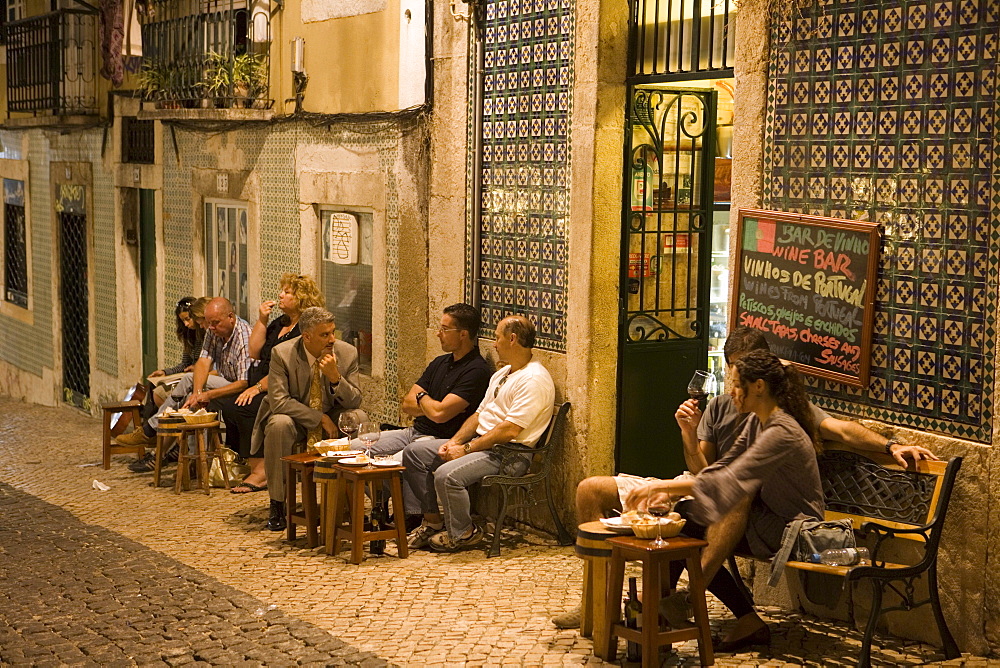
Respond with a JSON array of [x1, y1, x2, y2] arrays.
[[402, 315, 555, 553]]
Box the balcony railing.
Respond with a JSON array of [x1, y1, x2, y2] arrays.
[[5, 9, 99, 115], [138, 0, 272, 110]]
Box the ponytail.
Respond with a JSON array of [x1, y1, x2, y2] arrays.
[[733, 350, 822, 453]]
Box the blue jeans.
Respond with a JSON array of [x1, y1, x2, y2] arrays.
[[350, 427, 434, 513], [401, 439, 529, 539]]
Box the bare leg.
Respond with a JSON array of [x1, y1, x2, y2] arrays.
[[576, 476, 622, 523], [234, 457, 267, 489], [702, 495, 751, 581]]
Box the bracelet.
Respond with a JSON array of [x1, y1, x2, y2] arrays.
[[883, 439, 899, 455], [254, 382, 263, 392]]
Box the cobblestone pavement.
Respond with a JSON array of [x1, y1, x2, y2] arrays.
[[0, 398, 986, 666]]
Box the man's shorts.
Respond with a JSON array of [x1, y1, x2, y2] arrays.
[[613, 473, 663, 508]]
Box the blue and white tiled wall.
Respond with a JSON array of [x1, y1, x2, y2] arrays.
[[763, 0, 999, 441]]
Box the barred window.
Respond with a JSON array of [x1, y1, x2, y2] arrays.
[[204, 199, 249, 321], [320, 208, 373, 375], [4, 178, 27, 308]]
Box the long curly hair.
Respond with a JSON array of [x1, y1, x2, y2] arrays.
[[733, 350, 822, 453], [280, 273, 325, 311]]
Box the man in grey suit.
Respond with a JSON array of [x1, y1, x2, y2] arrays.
[[250, 306, 365, 531]]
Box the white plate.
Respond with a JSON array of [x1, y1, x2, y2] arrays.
[[372, 460, 399, 467], [599, 517, 634, 534], [321, 449, 363, 458], [337, 457, 371, 466]]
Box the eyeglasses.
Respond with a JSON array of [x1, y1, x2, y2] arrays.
[[494, 370, 511, 397], [438, 326, 462, 333]]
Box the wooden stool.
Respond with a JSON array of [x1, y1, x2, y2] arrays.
[[101, 400, 144, 469], [575, 521, 615, 651], [602, 535, 714, 667], [153, 415, 186, 488], [281, 452, 321, 547], [318, 462, 409, 564], [170, 421, 230, 495]]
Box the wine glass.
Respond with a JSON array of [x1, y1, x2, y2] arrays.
[[687, 370, 717, 410], [337, 411, 360, 444], [358, 421, 381, 467], [647, 490, 672, 548]]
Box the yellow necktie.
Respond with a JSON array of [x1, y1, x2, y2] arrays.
[[307, 360, 323, 446]]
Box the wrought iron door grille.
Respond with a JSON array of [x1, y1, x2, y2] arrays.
[[629, 0, 735, 78], [622, 89, 714, 342], [122, 116, 155, 164], [4, 9, 99, 115], [60, 211, 90, 409], [4, 201, 27, 308]]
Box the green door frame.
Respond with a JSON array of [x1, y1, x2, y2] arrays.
[[615, 86, 717, 479], [139, 189, 157, 375]]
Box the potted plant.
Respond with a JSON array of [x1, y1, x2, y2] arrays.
[[135, 62, 166, 106], [202, 51, 231, 107], [231, 52, 268, 108]]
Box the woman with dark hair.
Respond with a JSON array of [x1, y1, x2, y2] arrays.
[[222, 274, 326, 493], [119, 297, 208, 456], [147, 297, 205, 386], [626, 349, 824, 652]]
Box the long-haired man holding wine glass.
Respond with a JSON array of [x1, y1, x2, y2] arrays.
[[552, 326, 938, 632]]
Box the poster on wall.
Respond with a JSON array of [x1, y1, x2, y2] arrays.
[[731, 208, 881, 387], [322, 211, 359, 265]]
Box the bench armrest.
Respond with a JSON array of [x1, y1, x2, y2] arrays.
[[492, 442, 535, 456]]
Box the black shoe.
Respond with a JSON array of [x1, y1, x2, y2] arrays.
[[267, 500, 287, 532], [128, 452, 156, 473], [404, 514, 424, 533], [714, 625, 771, 653], [164, 444, 179, 463]]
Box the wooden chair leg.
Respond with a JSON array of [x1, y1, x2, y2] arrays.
[[174, 437, 187, 494], [640, 557, 661, 668], [601, 551, 626, 661], [102, 410, 113, 469], [591, 557, 609, 654], [303, 466, 318, 548], [686, 550, 714, 667], [196, 430, 210, 495], [285, 461, 296, 542], [350, 478, 366, 564], [390, 473, 408, 558], [580, 559, 595, 638]]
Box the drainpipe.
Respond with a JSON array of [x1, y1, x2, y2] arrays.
[[469, 32, 484, 309]]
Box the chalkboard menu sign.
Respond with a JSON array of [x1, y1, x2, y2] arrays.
[[732, 209, 882, 387]]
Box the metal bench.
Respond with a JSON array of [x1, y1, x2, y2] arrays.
[[481, 402, 574, 557], [730, 445, 962, 667]]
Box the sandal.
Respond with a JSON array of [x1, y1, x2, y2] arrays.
[[230, 481, 268, 494]]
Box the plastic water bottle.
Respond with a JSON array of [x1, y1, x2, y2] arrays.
[[809, 547, 870, 566]]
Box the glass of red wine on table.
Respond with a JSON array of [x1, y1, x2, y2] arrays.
[[647, 489, 671, 548]]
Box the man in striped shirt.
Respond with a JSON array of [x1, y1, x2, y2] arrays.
[[122, 298, 253, 471]]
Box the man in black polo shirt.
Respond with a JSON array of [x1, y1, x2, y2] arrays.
[[359, 304, 491, 472]]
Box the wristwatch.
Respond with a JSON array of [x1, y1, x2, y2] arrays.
[[883, 438, 899, 455], [416, 391, 428, 404], [464, 440, 474, 454]]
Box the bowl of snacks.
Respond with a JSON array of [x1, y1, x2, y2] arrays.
[[183, 409, 217, 424], [625, 510, 685, 539]]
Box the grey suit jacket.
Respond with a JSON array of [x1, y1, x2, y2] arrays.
[[249, 337, 363, 454]]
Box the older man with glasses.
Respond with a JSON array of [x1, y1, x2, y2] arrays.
[[123, 297, 253, 471]]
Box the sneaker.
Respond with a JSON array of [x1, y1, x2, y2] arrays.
[[115, 428, 154, 446], [551, 605, 582, 629], [128, 452, 156, 473], [407, 524, 444, 549], [428, 524, 484, 552]]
